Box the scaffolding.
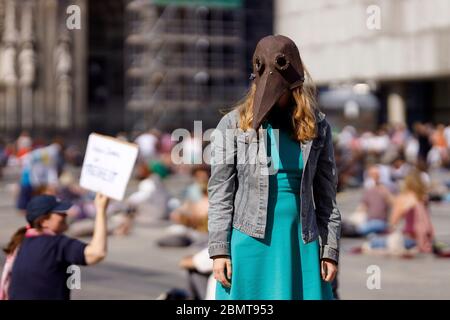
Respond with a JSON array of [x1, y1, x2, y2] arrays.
[[124, 0, 248, 132]]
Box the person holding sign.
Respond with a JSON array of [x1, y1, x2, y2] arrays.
[[1, 193, 110, 300]]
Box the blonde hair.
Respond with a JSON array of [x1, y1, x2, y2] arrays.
[[231, 66, 318, 143], [402, 169, 428, 201]]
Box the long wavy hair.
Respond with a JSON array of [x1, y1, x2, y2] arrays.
[[229, 64, 318, 143], [402, 168, 428, 202]]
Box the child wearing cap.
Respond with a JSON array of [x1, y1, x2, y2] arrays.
[[1, 193, 109, 300]]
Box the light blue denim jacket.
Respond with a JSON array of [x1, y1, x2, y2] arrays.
[[207, 108, 341, 263]]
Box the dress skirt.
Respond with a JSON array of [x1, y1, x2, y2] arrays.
[[215, 120, 334, 300]]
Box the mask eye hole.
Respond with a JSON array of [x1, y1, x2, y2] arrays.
[[254, 56, 264, 74], [275, 54, 289, 70]]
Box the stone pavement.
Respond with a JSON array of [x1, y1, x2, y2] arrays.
[[1, 167, 450, 299]]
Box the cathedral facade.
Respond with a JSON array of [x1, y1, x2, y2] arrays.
[[0, 0, 87, 138]]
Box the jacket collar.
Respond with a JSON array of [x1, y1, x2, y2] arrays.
[[315, 109, 326, 123]]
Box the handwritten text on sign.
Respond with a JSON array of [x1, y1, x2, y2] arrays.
[[80, 133, 138, 200]]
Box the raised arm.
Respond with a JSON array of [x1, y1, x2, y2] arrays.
[[84, 193, 110, 265]]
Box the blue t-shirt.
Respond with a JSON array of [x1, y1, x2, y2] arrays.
[[9, 234, 87, 300]]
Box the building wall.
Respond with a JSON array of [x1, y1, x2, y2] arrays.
[[275, 0, 450, 84], [87, 0, 125, 136], [0, 0, 87, 138], [275, 0, 450, 126]]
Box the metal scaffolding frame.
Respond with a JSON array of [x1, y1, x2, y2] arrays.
[[124, 0, 247, 132]]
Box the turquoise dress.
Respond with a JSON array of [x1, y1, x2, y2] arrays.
[[215, 120, 334, 300]]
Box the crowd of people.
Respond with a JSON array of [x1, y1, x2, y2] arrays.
[[0, 128, 212, 300], [335, 122, 450, 191], [1, 120, 450, 300], [336, 122, 450, 257]]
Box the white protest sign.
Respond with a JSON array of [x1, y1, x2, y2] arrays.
[[80, 133, 138, 200]]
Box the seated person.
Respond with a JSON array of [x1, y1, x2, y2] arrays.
[[344, 165, 393, 236], [365, 169, 435, 255]]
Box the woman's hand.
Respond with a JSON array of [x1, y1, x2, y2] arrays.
[[321, 258, 338, 282], [94, 193, 110, 213], [213, 256, 232, 288]]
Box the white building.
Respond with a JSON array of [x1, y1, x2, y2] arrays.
[[275, 0, 450, 127]]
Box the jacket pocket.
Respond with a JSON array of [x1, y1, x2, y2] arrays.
[[236, 133, 249, 166]]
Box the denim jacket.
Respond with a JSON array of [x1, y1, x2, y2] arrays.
[[207, 108, 341, 263]]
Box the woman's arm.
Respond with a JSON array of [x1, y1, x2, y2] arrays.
[[312, 121, 342, 265], [207, 113, 237, 258], [208, 113, 237, 288], [389, 193, 414, 227], [84, 193, 110, 265]]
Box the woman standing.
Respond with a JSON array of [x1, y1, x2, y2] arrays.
[[207, 35, 341, 300]]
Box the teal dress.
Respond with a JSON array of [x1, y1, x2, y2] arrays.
[[215, 120, 334, 300]]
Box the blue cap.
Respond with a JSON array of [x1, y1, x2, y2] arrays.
[[26, 195, 72, 225]]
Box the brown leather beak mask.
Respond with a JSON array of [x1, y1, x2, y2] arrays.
[[250, 35, 305, 130]]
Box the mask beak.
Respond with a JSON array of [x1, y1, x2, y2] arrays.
[[252, 71, 288, 131]]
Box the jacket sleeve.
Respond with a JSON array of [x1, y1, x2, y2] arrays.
[[313, 121, 342, 264], [207, 113, 237, 258]]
